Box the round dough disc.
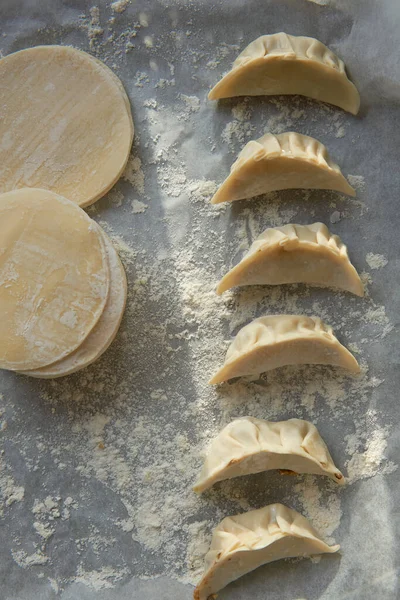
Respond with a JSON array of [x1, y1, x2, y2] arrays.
[[0, 188, 110, 370], [0, 45, 134, 208], [21, 226, 127, 378]]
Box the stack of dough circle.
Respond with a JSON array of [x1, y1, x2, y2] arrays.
[[0, 188, 110, 370], [0, 45, 134, 208], [21, 224, 127, 378], [0, 188, 127, 377]]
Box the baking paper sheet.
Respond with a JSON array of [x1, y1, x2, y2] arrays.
[[1, 0, 400, 599]]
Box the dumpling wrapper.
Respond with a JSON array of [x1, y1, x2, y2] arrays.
[[209, 32, 360, 115], [217, 222, 363, 297], [211, 132, 355, 204], [19, 225, 127, 378], [0, 188, 110, 371], [209, 315, 359, 384], [193, 417, 345, 493], [194, 503, 339, 600], [0, 45, 134, 208]]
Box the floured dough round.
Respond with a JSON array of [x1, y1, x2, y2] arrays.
[[0, 45, 134, 208], [0, 188, 110, 370], [21, 226, 127, 378]]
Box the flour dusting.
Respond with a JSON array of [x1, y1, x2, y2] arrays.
[[111, 0, 130, 14], [366, 252, 388, 270], [0, 2, 397, 598], [132, 199, 148, 213]]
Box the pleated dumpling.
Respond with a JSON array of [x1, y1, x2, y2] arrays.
[[194, 417, 345, 493], [211, 132, 355, 204], [217, 222, 363, 296], [194, 503, 339, 600], [209, 315, 359, 384], [208, 32, 360, 114]]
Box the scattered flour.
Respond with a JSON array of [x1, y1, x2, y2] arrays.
[[0, 451, 25, 516], [222, 101, 255, 147], [1, 478, 24, 512], [110, 0, 130, 14], [74, 566, 129, 590], [330, 210, 342, 223], [292, 477, 342, 543], [108, 188, 125, 208], [122, 154, 145, 194], [220, 96, 350, 154], [84, 7, 104, 49], [80, 7, 140, 59], [335, 125, 346, 138], [345, 410, 397, 483], [306, 0, 330, 5], [12, 550, 49, 567], [188, 180, 218, 202], [180, 94, 201, 115], [132, 199, 148, 213], [1, 6, 396, 599], [362, 305, 393, 336], [184, 521, 211, 584], [366, 253, 388, 270], [347, 174, 366, 193], [34, 521, 55, 541], [139, 12, 149, 27]]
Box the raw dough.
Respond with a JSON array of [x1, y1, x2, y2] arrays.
[[0, 45, 134, 208], [193, 417, 345, 493], [209, 315, 359, 384], [217, 222, 363, 296], [194, 503, 339, 600], [208, 32, 360, 114], [211, 132, 355, 204], [0, 188, 110, 371], [20, 226, 127, 378]]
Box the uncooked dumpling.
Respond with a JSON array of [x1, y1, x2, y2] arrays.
[[0, 45, 134, 207], [194, 503, 339, 600], [209, 315, 359, 384], [211, 132, 355, 204], [217, 222, 363, 296], [194, 417, 345, 492], [0, 188, 110, 371], [20, 225, 127, 378], [209, 32, 360, 114]]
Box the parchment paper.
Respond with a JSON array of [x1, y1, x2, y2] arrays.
[[1, 1, 400, 599]]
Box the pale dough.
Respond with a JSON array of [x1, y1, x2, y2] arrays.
[[194, 504, 339, 600], [217, 222, 364, 296], [21, 226, 127, 378], [193, 417, 345, 493], [211, 132, 355, 204], [208, 33, 360, 115], [0, 45, 134, 208], [0, 188, 110, 371], [209, 315, 359, 384]]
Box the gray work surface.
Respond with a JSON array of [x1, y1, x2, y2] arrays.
[[1, 0, 400, 599]]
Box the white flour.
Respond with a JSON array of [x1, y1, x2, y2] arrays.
[[74, 565, 129, 590], [12, 550, 49, 567], [122, 154, 145, 194], [1, 2, 396, 597], [110, 0, 130, 14], [366, 252, 388, 270], [131, 199, 148, 213]]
